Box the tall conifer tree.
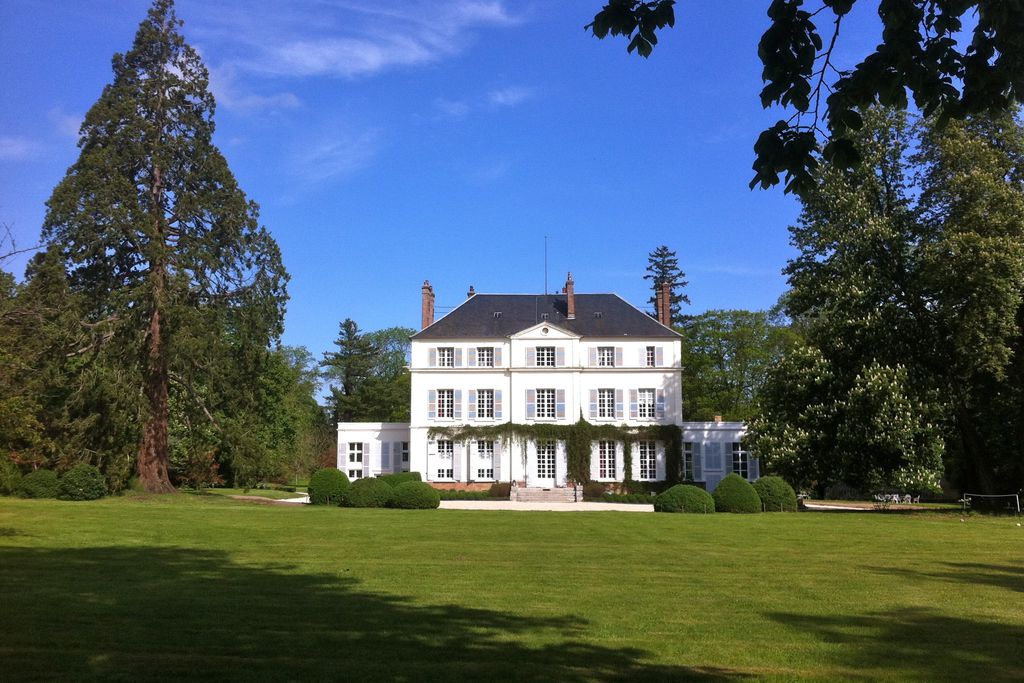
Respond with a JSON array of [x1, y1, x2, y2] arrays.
[[643, 245, 689, 325], [42, 0, 287, 492]]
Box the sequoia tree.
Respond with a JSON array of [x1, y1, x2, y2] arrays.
[[41, 0, 288, 492]]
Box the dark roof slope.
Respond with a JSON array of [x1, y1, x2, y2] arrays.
[[412, 293, 680, 339]]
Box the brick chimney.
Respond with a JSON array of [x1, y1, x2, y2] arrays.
[[421, 280, 435, 329], [656, 280, 672, 326], [564, 272, 576, 319], [467, 285, 475, 298]]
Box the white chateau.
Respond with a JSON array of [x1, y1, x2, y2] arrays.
[[337, 274, 753, 493]]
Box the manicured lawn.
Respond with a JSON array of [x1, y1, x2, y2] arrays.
[[186, 487, 301, 500], [0, 496, 1021, 681]]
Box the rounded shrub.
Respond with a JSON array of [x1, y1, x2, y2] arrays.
[[17, 469, 60, 499], [340, 477, 395, 508], [0, 458, 23, 496], [389, 481, 441, 509], [654, 484, 715, 513], [376, 471, 422, 487], [308, 468, 349, 505], [752, 475, 797, 512], [712, 474, 762, 513], [58, 464, 107, 501]]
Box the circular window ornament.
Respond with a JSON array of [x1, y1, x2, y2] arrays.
[[542, 327, 549, 334]]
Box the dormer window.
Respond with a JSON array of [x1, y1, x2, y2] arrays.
[[438, 347, 454, 367], [594, 312, 603, 319], [493, 311, 502, 319]]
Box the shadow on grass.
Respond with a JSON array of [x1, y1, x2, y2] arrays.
[[0, 546, 746, 682], [767, 607, 1024, 682], [874, 561, 1024, 594]]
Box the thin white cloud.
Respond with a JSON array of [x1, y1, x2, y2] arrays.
[[691, 264, 779, 277], [208, 65, 301, 113], [48, 108, 81, 138], [434, 85, 534, 119], [488, 86, 533, 107], [0, 136, 40, 161], [291, 128, 381, 184], [434, 97, 470, 118]]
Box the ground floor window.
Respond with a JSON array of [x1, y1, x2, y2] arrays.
[[477, 440, 494, 479], [401, 442, 410, 463], [638, 441, 656, 480], [537, 441, 556, 479], [436, 440, 453, 480], [348, 442, 363, 464], [598, 441, 616, 479], [732, 442, 748, 479], [348, 469, 361, 480], [683, 443, 695, 480]]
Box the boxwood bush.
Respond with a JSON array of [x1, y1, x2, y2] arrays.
[[340, 477, 395, 508], [389, 481, 441, 509], [437, 489, 490, 500], [712, 474, 762, 513], [376, 472, 421, 487], [308, 468, 349, 505], [654, 484, 715, 513], [58, 464, 107, 501], [752, 475, 798, 512], [17, 469, 60, 499]]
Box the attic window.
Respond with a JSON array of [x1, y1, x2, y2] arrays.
[[493, 311, 502, 319], [540, 313, 550, 321], [594, 311, 603, 319]]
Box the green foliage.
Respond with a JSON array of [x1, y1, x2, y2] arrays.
[[17, 469, 60, 499], [436, 489, 489, 501], [58, 464, 108, 501], [340, 477, 395, 508], [0, 458, 23, 495], [322, 321, 413, 423], [376, 472, 421, 487], [598, 492, 656, 504], [488, 482, 511, 499], [712, 474, 762, 513], [654, 484, 715, 513], [582, 481, 606, 499], [389, 481, 441, 509], [751, 476, 797, 512], [643, 244, 689, 323], [308, 468, 349, 506]]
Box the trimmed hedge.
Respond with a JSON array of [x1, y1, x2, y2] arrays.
[[389, 481, 441, 509], [753, 475, 798, 512], [713, 474, 762, 513], [0, 459, 22, 495], [600, 492, 656, 504], [654, 484, 715, 513], [58, 464, 107, 501], [17, 469, 60, 499], [437, 489, 490, 501], [340, 477, 394, 508], [376, 472, 421, 487], [308, 468, 349, 505]]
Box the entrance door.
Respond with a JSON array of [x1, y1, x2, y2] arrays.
[[534, 441, 556, 488]]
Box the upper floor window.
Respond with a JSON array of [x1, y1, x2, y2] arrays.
[[646, 346, 657, 367], [598, 346, 615, 367], [477, 389, 494, 419], [638, 441, 656, 480], [536, 346, 555, 367], [732, 442, 749, 479], [598, 389, 614, 419], [438, 347, 455, 367], [536, 388, 556, 419], [477, 347, 494, 367], [638, 388, 656, 419], [437, 389, 454, 419]]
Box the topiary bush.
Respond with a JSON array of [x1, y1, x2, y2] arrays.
[[17, 469, 60, 499], [437, 489, 489, 501], [308, 468, 349, 505], [0, 458, 23, 496], [752, 475, 798, 512], [340, 477, 395, 508], [389, 481, 441, 509], [58, 464, 107, 501], [376, 472, 421, 487], [654, 484, 716, 513], [712, 474, 762, 513]]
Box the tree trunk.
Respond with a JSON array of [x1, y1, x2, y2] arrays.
[[137, 268, 174, 493]]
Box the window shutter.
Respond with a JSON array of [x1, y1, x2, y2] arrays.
[[526, 347, 536, 366], [629, 389, 638, 419], [639, 348, 647, 366], [363, 443, 371, 478], [555, 441, 567, 486], [750, 457, 760, 481], [615, 443, 625, 480], [468, 389, 477, 420], [614, 347, 623, 367], [453, 390, 462, 419], [588, 347, 597, 366], [526, 389, 536, 419], [450, 442, 461, 481], [655, 346, 664, 367], [555, 389, 565, 419], [656, 442, 666, 480], [693, 443, 703, 480], [493, 347, 502, 366], [556, 347, 565, 367], [428, 348, 437, 367], [589, 389, 598, 419], [493, 441, 502, 481], [382, 442, 391, 470], [393, 442, 402, 470], [468, 348, 477, 366], [454, 348, 463, 367], [615, 389, 624, 419], [589, 442, 601, 481], [494, 390, 502, 419], [656, 389, 666, 418], [427, 389, 436, 419]]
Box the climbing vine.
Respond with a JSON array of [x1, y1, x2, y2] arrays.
[[427, 419, 682, 485]]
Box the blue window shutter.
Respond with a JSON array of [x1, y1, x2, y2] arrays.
[[655, 346, 664, 367], [453, 390, 462, 419], [428, 389, 436, 419], [629, 389, 638, 419], [494, 347, 502, 366], [656, 390, 666, 418], [468, 389, 477, 420], [750, 457, 760, 481], [693, 443, 703, 480], [428, 348, 437, 367], [615, 389, 624, 419], [589, 389, 598, 419], [526, 389, 536, 419], [526, 346, 536, 366], [454, 348, 463, 367], [468, 348, 477, 366], [614, 347, 623, 367], [494, 390, 503, 419], [588, 347, 597, 366], [556, 389, 565, 419], [382, 442, 391, 470], [556, 347, 565, 367]]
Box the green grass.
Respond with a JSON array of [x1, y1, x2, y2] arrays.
[[1, 496, 1021, 681], [186, 487, 300, 500]]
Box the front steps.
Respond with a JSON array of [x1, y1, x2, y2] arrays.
[[513, 486, 578, 503]]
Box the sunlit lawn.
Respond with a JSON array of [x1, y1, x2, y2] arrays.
[[0, 495, 1021, 681], [186, 487, 301, 500]]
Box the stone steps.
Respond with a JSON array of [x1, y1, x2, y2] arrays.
[[513, 487, 578, 503]]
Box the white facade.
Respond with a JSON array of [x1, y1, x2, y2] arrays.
[[335, 423, 411, 481]]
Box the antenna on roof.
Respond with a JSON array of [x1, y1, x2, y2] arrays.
[[544, 235, 548, 295]]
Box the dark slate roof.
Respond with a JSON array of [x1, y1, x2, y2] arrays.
[[412, 293, 680, 339]]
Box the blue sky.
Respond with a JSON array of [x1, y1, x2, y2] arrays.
[[0, 1, 884, 358]]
